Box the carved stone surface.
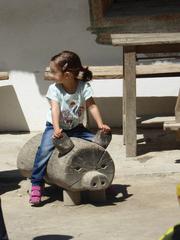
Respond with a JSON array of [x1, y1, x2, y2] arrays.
[[17, 134, 115, 192], [92, 130, 112, 149], [52, 132, 74, 156]]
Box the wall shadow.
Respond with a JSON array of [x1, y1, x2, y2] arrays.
[[0, 85, 29, 132]]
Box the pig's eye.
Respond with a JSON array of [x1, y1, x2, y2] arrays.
[[75, 166, 82, 171], [101, 164, 107, 169]]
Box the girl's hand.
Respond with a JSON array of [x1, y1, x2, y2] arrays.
[[98, 124, 111, 133], [53, 128, 63, 139]]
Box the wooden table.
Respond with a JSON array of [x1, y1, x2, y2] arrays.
[[111, 33, 180, 157]]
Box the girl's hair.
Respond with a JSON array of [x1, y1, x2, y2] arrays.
[[51, 50, 92, 82]]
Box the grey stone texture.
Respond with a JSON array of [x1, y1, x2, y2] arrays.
[[17, 134, 115, 193]]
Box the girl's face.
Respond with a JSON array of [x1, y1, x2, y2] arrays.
[[49, 61, 65, 83]]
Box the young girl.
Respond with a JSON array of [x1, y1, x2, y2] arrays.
[[30, 50, 111, 205]]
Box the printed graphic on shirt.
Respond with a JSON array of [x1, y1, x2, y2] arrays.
[[78, 106, 84, 117], [61, 109, 74, 128], [60, 100, 85, 128]]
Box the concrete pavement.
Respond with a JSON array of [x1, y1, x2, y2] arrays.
[[0, 129, 180, 240]]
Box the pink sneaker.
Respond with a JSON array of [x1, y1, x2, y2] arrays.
[[29, 185, 43, 206]]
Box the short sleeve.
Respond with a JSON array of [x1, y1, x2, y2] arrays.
[[46, 84, 59, 102], [82, 82, 93, 101]]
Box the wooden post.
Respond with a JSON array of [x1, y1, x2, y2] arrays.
[[122, 56, 126, 145], [123, 46, 137, 157]]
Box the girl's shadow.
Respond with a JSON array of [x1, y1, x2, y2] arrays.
[[106, 184, 132, 202], [37, 183, 132, 207], [32, 185, 63, 207], [33, 235, 73, 240], [87, 183, 133, 207]]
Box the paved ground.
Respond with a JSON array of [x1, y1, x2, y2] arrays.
[[1, 129, 180, 240]]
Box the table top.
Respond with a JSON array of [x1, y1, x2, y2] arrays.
[[111, 33, 180, 46]]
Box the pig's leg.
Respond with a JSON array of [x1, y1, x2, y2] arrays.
[[63, 190, 81, 206], [88, 190, 106, 203]]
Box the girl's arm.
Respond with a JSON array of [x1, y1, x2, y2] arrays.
[[86, 97, 111, 132], [50, 100, 63, 138]]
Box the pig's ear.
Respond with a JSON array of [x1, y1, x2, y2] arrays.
[[92, 130, 112, 149], [53, 133, 74, 156]]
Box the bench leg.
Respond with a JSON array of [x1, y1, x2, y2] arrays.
[[63, 190, 81, 206], [176, 130, 180, 141], [122, 77, 126, 145]]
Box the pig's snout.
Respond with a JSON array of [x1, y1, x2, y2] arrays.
[[81, 171, 109, 190]]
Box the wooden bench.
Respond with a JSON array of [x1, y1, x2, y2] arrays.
[[45, 62, 180, 80], [0, 72, 9, 80]]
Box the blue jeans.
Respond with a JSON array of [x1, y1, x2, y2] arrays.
[[31, 122, 95, 186]]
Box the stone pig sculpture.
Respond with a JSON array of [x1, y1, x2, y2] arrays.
[[17, 132, 115, 205]]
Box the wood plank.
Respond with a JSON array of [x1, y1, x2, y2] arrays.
[[164, 121, 180, 131], [136, 44, 180, 54], [44, 62, 180, 80], [107, 0, 180, 18], [123, 46, 136, 157], [0, 72, 9, 80], [141, 116, 175, 125], [136, 63, 180, 76], [111, 33, 180, 46], [89, 66, 123, 79]]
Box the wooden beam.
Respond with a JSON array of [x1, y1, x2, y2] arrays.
[[0, 72, 9, 80], [45, 63, 180, 80], [164, 121, 180, 131], [89, 66, 123, 79], [123, 46, 137, 157], [136, 44, 180, 54], [111, 33, 180, 46], [136, 63, 180, 77]]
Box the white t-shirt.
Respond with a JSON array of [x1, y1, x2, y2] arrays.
[[46, 81, 93, 130]]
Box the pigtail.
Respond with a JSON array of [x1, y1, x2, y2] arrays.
[[77, 67, 92, 82], [51, 51, 92, 82]]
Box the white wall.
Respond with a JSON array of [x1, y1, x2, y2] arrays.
[[0, 0, 179, 131]]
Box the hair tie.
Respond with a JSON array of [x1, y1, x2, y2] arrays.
[[62, 62, 68, 71]]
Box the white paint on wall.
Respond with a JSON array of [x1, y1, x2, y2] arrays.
[[91, 77, 180, 97], [9, 71, 49, 130]]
